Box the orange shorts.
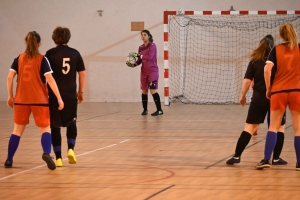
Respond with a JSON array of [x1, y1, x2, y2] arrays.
[[270, 92, 300, 111], [14, 105, 50, 127]]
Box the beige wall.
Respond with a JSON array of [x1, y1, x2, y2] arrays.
[[0, 0, 299, 102]]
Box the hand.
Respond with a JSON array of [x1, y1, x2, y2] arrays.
[[7, 96, 14, 108], [239, 95, 246, 106], [77, 92, 84, 104], [126, 61, 137, 68], [57, 98, 64, 110], [129, 52, 141, 57], [266, 89, 271, 100]]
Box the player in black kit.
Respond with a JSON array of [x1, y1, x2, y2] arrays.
[[45, 27, 86, 167]]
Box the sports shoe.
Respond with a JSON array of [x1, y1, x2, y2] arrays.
[[272, 158, 288, 165], [42, 153, 56, 170], [67, 149, 77, 164], [256, 159, 271, 169], [4, 160, 13, 168], [151, 110, 163, 116], [226, 157, 240, 164], [141, 110, 148, 115], [296, 162, 300, 171], [56, 158, 63, 167]]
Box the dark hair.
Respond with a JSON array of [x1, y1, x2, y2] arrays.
[[52, 26, 71, 45], [250, 34, 274, 62], [25, 31, 41, 59], [141, 29, 153, 42]]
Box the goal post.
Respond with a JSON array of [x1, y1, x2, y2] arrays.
[[163, 10, 300, 105]]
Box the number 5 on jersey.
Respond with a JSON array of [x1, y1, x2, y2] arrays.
[[62, 58, 70, 74]]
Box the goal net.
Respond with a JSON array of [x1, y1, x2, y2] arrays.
[[166, 12, 300, 104]]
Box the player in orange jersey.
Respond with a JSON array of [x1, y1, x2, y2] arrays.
[[4, 31, 64, 170], [256, 24, 300, 170]]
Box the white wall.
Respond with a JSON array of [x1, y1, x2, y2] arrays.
[[0, 0, 299, 102]]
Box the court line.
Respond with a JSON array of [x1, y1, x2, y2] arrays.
[[77, 111, 121, 122], [0, 139, 130, 182], [144, 184, 175, 200]]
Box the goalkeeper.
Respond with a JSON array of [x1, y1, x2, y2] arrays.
[[128, 30, 163, 116], [226, 35, 287, 165]]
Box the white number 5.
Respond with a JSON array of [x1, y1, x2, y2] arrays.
[[62, 58, 70, 74]]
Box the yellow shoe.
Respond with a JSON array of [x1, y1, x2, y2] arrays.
[[56, 158, 63, 167], [67, 149, 77, 164]]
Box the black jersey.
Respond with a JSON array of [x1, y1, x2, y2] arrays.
[[45, 45, 85, 98]]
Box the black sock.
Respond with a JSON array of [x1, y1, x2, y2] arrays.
[[273, 132, 284, 160], [67, 123, 77, 150], [152, 93, 162, 111], [234, 131, 252, 157], [51, 127, 62, 159], [142, 94, 148, 111]]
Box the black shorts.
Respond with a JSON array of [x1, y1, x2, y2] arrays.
[[246, 101, 286, 125], [49, 97, 77, 128]]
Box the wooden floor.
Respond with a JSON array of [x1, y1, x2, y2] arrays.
[[0, 102, 300, 200]]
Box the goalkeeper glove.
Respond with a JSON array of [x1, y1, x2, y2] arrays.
[[129, 52, 141, 57], [126, 61, 137, 68]]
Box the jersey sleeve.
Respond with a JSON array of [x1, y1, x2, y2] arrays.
[[136, 47, 142, 65], [266, 47, 276, 65], [10, 56, 19, 73], [244, 62, 253, 80], [41, 57, 53, 75], [76, 52, 85, 72]]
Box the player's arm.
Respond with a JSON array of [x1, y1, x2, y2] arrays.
[[7, 70, 16, 108], [264, 62, 274, 99], [45, 74, 64, 110], [240, 78, 251, 106], [77, 70, 86, 104]]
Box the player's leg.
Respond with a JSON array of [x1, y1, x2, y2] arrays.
[[227, 101, 266, 164], [4, 105, 30, 168], [141, 73, 149, 115], [272, 111, 287, 165], [288, 92, 300, 170], [66, 123, 77, 164], [148, 73, 163, 116], [256, 93, 286, 169], [32, 106, 56, 170], [49, 97, 63, 166]]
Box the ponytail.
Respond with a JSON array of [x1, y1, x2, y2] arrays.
[[25, 31, 41, 58], [279, 23, 298, 50]]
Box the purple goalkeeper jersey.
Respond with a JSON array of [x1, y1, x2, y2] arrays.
[[136, 42, 159, 74]]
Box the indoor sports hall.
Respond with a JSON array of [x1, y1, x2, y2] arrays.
[[0, 1, 300, 199]]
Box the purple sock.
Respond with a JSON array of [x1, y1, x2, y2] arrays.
[[264, 131, 277, 160], [7, 134, 21, 161], [41, 132, 52, 154], [294, 136, 300, 163]]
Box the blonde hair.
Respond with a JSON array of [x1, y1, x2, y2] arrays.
[[250, 35, 274, 62], [279, 23, 298, 50], [25, 31, 41, 59]]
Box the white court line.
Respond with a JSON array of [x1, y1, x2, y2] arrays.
[[0, 139, 130, 182]]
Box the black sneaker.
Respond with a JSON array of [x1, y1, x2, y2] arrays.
[[141, 110, 148, 115], [42, 153, 56, 170], [151, 110, 163, 116], [296, 162, 300, 171], [272, 158, 288, 165], [226, 157, 240, 165], [256, 159, 271, 169], [4, 160, 13, 168]]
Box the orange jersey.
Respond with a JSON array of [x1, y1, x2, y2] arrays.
[[12, 53, 52, 104], [267, 44, 300, 93]]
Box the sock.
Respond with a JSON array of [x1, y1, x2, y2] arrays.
[[7, 134, 21, 161], [264, 131, 277, 160], [234, 131, 252, 157], [51, 127, 62, 159], [152, 93, 162, 111], [67, 124, 77, 150], [41, 132, 52, 155], [273, 132, 284, 160], [267, 110, 270, 128], [142, 94, 148, 111], [294, 136, 300, 163]]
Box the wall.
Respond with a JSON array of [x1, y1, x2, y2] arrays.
[[0, 0, 299, 102]]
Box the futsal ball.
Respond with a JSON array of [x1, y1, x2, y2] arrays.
[[126, 54, 137, 65]]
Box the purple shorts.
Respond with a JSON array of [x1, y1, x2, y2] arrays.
[[140, 71, 159, 90]]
